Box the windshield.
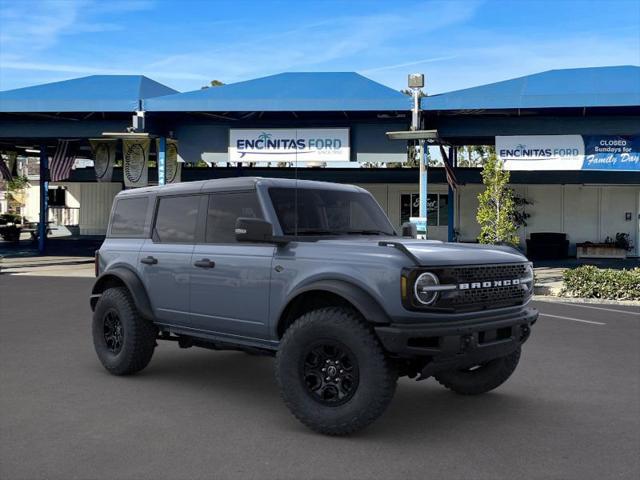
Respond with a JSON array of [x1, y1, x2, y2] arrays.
[[269, 187, 396, 237]]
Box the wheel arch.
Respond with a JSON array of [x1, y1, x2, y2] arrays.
[[276, 280, 391, 338], [91, 267, 154, 320]]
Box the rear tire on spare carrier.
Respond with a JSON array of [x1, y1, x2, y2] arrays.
[[275, 306, 397, 436]]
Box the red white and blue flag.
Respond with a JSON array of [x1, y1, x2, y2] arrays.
[[50, 140, 78, 182]]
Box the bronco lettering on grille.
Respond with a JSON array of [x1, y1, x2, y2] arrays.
[[459, 279, 521, 290]]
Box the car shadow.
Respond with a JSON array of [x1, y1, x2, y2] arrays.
[[112, 346, 559, 440]]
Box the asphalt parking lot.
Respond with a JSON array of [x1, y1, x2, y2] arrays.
[[1, 275, 638, 480]]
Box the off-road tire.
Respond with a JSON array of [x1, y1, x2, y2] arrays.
[[276, 307, 397, 436], [92, 287, 157, 376], [434, 347, 521, 395]]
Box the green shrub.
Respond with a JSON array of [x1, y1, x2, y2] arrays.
[[561, 265, 640, 300]]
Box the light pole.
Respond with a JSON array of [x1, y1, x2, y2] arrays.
[[408, 73, 427, 238]]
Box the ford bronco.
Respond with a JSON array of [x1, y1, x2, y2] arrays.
[[91, 177, 537, 435]]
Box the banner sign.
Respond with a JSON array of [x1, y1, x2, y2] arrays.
[[497, 135, 640, 171], [90, 139, 116, 182], [122, 138, 149, 188], [229, 128, 350, 163], [497, 135, 584, 170], [582, 136, 640, 171]]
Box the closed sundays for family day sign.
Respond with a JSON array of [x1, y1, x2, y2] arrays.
[[496, 135, 640, 171], [229, 128, 350, 163]]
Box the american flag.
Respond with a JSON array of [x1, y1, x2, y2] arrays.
[[50, 140, 78, 182], [439, 145, 458, 190], [0, 157, 12, 181]]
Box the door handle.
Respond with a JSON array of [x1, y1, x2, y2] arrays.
[[140, 256, 158, 265], [194, 258, 215, 269]]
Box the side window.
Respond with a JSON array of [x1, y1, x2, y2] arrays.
[[110, 197, 149, 237], [206, 191, 263, 243], [153, 195, 200, 243]]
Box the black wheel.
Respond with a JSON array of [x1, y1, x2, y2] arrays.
[[434, 347, 521, 395], [92, 287, 157, 376], [275, 307, 397, 436]]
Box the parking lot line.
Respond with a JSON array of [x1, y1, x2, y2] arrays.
[[539, 313, 606, 326], [544, 302, 640, 317]]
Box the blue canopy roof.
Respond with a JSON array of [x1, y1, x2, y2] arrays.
[[145, 72, 411, 112], [422, 66, 640, 111], [0, 75, 178, 113]]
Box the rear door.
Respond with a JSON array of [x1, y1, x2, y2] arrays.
[[139, 194, 204, 326], [189, 191, 274, 340]]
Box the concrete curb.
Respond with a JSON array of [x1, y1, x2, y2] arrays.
[[533, 295, 640, 307]]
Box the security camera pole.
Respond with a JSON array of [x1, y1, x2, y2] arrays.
[[408, 73, 427, 238]]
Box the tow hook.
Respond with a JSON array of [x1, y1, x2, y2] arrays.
[[461, 334, 475, 352]]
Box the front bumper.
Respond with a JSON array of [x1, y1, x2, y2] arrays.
[[375, 307, 538, 376]]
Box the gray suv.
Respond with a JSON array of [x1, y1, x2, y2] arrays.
[[91, 177, 537, 435]]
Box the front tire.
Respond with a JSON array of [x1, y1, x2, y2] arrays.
[[434, 347, 521, 395], [276, 307, 397, 436], [92, 287, 157, 376]]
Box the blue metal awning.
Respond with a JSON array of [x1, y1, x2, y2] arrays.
[[0, 75, 178, 113], [422, 66, 640, 111], [145, 72, 411, 112]]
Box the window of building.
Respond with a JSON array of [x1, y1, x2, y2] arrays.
[[153, 195, 200, 243], [205, 192, 263, 243], [110, 197, 149, 237], [48, 188, 66, 207], [400, 193, 449, 227]]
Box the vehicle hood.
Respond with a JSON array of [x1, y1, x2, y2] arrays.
[[315, 237, 528, 266]]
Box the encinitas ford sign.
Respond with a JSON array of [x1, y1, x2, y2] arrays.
[[229, 128, 350, 163]]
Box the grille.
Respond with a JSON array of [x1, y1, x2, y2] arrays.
[[432, 263, 530, 312]]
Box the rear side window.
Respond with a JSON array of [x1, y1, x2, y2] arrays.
[[206, 192, 263, 243], [110, 197, 148, 237], [153, 195, 200, 243]]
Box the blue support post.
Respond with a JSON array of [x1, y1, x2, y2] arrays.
[[447, 146, 456, 242], [157, 137, 166, 186], [38, 145, 48, 254]]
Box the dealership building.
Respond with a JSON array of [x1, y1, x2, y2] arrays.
[[0, 66, 639, 257]]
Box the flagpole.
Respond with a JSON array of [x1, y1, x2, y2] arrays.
[[38, 144, 48, 254]]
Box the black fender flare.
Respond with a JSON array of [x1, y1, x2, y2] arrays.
[[279, 279, 391, 327], [90, 267, 154, 320]]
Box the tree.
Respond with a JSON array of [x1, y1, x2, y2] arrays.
[[201, 79, 225, 89], [457, 145, 495, 167], [476, 153, 519, 246]]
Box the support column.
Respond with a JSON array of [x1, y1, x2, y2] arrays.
[[38, 144, 48, 254], [447, 146, 456, 242], [157, 137, 166, 186], [418, 140, 428, 239]]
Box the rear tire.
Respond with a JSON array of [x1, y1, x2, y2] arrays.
[[92, 287, 157, 376], [434, 347, 521, 395], [276, 307, 397, 436]]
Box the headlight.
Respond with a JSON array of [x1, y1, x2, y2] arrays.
[[523, 263, 535, 294], [413, 272, 440, 305]]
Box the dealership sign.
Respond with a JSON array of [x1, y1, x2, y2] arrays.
[[497, 135, 640, 171], [229, 128, 350, 163]]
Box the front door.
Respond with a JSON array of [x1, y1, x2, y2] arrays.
[[189, 191, 274, 340], [139, 194, 202, 325]]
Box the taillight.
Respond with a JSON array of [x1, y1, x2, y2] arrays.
[[94, 250, 100, 277]]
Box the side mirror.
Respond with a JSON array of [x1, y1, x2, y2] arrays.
[[235, 217, 275, 243], [401, 222, 417, 238]]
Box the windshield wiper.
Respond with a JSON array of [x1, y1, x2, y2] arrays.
[[344, 230, 389, 235], [294, 229, 346, 236]]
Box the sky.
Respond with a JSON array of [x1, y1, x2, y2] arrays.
[[0, 0, 639, 94]]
